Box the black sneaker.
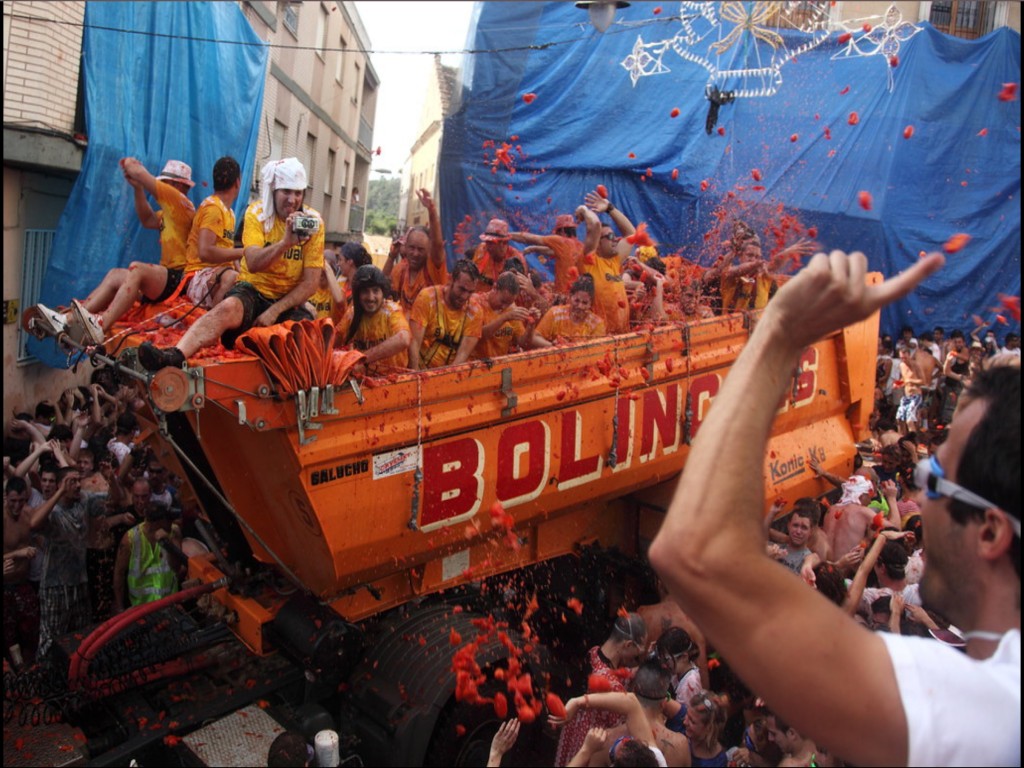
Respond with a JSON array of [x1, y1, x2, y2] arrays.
[[138, 341, 186, 372]]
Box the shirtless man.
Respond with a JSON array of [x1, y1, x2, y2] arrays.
[[896, 345, 925, 434], [821, 475, 877, 558], [4, 477, 40, 666]]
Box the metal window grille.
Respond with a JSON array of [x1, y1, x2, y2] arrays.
[[930, 0, 994, 40], [18, 229, 55, 363]]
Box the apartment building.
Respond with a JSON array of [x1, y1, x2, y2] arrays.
[[241, 1, 378, 244]]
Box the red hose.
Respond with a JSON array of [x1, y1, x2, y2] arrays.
[[69, 580, 225, 687]]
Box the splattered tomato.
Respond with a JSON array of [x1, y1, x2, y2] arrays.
[[903, 125, 914, 139], [857, 191, 873, 210], [942, 233, 971, 254], [522, 93, 537, 104], [596, 184, 608, 199]]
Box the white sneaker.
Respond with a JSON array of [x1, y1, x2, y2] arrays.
[[70, 299, 105, 346], [23, 303, 68, 338]]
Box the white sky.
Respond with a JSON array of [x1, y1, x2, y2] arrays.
[[354, 1, 477, 179]]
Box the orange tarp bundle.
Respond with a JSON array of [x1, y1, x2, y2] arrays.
[[237, 318, 364, 396]]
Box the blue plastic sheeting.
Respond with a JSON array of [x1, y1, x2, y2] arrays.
[[441, 3, 1020, 338], [30, 1, 267, 367]]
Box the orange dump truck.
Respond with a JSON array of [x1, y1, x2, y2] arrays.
[[14, 291, 878, 766]]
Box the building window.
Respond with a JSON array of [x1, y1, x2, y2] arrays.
[[18, 230, 55, 363], [763, 1, 827, 28], [305, 133, 317, 192], [336, 35, 346, 84], [271, 120, 287, 161], [352, 63, 361, 104], [326, 149, 336, 194], [341, 160, 350, 200], [316, 4, 328, 59], [929, 0, 997, 39], [281, 1, 299, 37]]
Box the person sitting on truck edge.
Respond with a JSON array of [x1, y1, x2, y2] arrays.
[[472, 218, 528, 292], [578, 190, 636, 333], [181, 156, 245, 310], [553, 612, 648, 767], [138, 157, 323, 371], [471, 271, 534, 360], [384, 189, 447, 315], [526, 275, 606, 349], [509, 210, 588, 295], [337, 265, 411, 373], [55, 158, 196, 345], [652, 250, 1022, 766], [408, 259, 483, 370]]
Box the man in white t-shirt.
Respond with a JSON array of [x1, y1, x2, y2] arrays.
[[649, 250, 1020, 766]]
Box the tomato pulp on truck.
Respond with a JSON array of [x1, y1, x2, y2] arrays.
[[14, 280, 879, 766]]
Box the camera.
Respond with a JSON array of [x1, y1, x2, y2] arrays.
[[292, 215, 320, 237]]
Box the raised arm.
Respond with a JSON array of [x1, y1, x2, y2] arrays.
[[648, 250, 944, 766], [416, 189, 446, 271]]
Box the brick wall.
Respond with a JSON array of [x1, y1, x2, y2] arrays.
[[2, 1, 84, 133]]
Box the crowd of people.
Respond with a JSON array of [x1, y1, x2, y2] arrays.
[[8, 153, 1020, 766], [4, 369, 190, 665]]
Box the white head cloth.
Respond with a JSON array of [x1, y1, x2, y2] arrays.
[[838, 475, 874, 506], [257, 157, 307, 234]]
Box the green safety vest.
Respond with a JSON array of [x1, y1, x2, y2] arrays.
[[126, 524, 179, 606]]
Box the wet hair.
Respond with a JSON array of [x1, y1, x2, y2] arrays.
[[340, 241, 372, 269], [451, 258, 480, 283], [115, 413, 138, 436], [612, 612, 647, 645], [345, 266, 392, 346], [919, 331, 934, 343], [877, 540, 909, 580], [56, 465, 78, 483], [267, 730, 309, 768], [949, 367, 1020, 575], [494, 271, 521, 295], [645, 256, 666, 275], [655, 626, 697, 668], [612, 739, 660, 767], [950, 329, 965, 340], [405, 224, 430, 240], [813, 562, 847, 606], [502, 257, 525, 275], [688, 690, 727, 751], [49, 424, 73, 443], [35, 401, 56, 421], [570, 274, 596, 299], [6, 476, 28, 495], [903, 514, 923, 547], [144, 502, 173, 523], [791, 497, 821, 527], [528, 269, 544, 290], [212, 156, 240, 192], [632, 660, 671, 701]]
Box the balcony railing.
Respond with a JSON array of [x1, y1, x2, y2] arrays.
[[348, 204, 365, 233], [358, 115, 373, 151]]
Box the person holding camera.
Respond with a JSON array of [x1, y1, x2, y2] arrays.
[[139, 157, 323, 371]]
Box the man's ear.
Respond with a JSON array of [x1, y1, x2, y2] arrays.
[[977, 507, 1017, 563]]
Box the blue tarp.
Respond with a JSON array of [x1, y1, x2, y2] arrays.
[[441, 3, 1021, 338], [31, 1, 267, 367]]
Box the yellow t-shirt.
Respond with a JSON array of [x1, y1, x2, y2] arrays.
[[391, 259, 449, 316], [410, 286, 483, 368], [240, 202, 325, 300], [154, 180, 196, 271], [579, 252, 628, 333], [722, 272, 775, 312], [337, 300, 411, 371], [470, 294, 525, 359], [184, 194, 235, 274], [535, 304, 606, 342]]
